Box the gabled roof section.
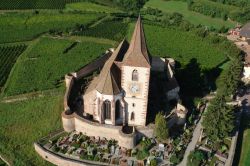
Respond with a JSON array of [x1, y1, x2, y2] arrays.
[[96, 69, 120, 95], [85, 40, 129, 95], [123, 15, 151, 68], [240, 22, 250, 38]]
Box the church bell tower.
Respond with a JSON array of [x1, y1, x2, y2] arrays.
[[121, 16, 151, 126]]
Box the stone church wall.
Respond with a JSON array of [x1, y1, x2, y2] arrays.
[[62, 111, 136, 149], [34, 143, 111, 166]]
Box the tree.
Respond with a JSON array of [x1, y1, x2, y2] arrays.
[[202, 95, 235, 144], [112, 0, 148, 11], [217, 57, 242, 97], [154, 112, 169, 141], [187, 150, 206, 166]]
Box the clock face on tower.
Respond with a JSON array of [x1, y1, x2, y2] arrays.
[[130, 84, 140, 93]]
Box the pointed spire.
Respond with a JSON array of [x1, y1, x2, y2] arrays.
[[123, 15, 150, 67]]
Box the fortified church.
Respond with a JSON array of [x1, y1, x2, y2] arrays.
[[62, 16, 182, 149], [83, 16, 151, 126]]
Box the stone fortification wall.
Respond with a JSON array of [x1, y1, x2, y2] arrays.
[[64, 74, 74, 112], [34, 143, 112, 166], [62, 111, 136, 149]]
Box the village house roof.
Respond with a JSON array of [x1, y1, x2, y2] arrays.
[[85, 16, 151, 95], [240, 22, 250, 38]]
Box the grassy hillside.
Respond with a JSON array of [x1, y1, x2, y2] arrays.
[[0, 95, 63, 165], [144, 0, 236, 29], [3, 36, 112, 96], [0, 12, 103, 43]]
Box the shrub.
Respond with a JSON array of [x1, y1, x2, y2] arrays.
[[150, 158, 157, 166], [136, 149, 149, 160], [154, 112, 169, 142], [170, 153, 181, 165], [187, 150, 206, 166]]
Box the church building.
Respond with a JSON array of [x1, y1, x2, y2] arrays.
[[62, 16, 180, 149], [83, 16, 150, 126]]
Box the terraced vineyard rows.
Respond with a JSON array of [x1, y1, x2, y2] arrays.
[[74, 20, 129, 41], [0, 0, 80, 10], [0, 45, 27, 89]]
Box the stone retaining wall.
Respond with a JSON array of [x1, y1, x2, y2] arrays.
[[34, 143, 112, 166], [62, 111, 136, 149]]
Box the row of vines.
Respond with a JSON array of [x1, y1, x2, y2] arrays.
[[0, 45, 27, 89], [0, 0, 80, 10], [73, 19, 129, 41]]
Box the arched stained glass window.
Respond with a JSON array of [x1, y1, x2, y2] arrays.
[[103, 100, 111, 120]]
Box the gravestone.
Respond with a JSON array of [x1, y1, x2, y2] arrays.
[[111, 145, 115, 155], [87, 146, 93, 156], [159, 144, 165, 152], [127, 159, 134, 166], [115, 147, 120, 156]]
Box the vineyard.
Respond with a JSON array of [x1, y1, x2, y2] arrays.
[[0, 0, 80, 9], [0, 45, 27, 90], [0, 12, 103, 43], [3, 37, 111, 96], [138, 24, 227, 69], [74, 20, 129, 41], [65, 1, 121, 13]]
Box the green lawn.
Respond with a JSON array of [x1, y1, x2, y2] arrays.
[[65, 1, 121, 13], [0, 95, 62, 165], [3, 36, 112, 96], [144, 0, 236, 29], [0, 11, 103, 43], [239, 114, 250, 166]]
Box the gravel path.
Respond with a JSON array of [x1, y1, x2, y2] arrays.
[[178, 118, 203, 166]]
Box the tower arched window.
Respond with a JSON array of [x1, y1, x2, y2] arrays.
[[115, 100, 121, 119], [130, 112, 135, 121], [132, 69, 138, 81], [103, 100, 111, 120]]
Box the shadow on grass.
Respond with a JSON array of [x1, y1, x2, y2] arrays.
[[147, 58, 222, 124], [176, 58, 222, 110], [233, 98, 250, 166]]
